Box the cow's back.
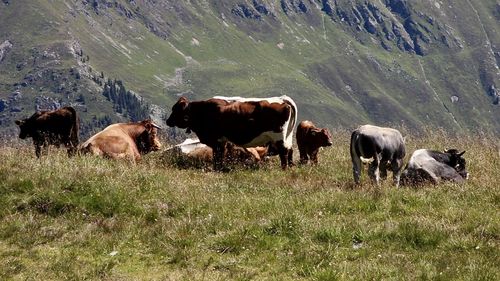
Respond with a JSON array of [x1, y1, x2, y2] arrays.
[[81, 124, 137, 159], [353, 125, 404, 158], [296, 120, 313, 147], [213, 95, 298, 148]]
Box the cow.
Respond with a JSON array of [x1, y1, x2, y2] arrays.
[[79, 119, 162, 163], [164, 138, 268, 168], [166, 95, 297, 171], [400, 149, 468, 186], [350, 125, 406, 187], [296, 120, 333, 165], [15, 106, 79, 157]]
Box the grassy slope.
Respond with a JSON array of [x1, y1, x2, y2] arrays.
[[0, 132, 498, 280]]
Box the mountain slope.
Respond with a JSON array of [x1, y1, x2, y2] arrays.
[[0, 0, 499, 137]]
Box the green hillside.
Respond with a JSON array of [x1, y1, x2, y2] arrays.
[[0, 0, 499, 137]]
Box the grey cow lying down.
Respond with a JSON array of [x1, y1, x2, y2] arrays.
[[163, 138, 268, 169], [400, 149, 468, 186]]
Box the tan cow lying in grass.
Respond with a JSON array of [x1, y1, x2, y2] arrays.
[[80, 120, 162, 163]]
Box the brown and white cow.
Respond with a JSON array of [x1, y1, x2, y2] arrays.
[[15, 106, 79, 157], [400, 149, 468, 186], [166, 95, 297, 170], [350, 125, 406, 187], [296, 120, 332, 165], [165, 138, 268, 168], [80, 120, 162, 163]]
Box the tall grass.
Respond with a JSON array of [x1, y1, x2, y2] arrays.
[[0, 131, 498, 280]]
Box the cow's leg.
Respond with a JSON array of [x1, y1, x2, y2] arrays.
[[34, 144, 42, 158], [368, 155, 381, 185], [65, 137, 77, 157], [287, 148, 294, 167], [391, 158, 403, 187], [351, 156, 362, 185], [379, 162, 388, 180], [212, 142, 225, 171], [299, 145, 308, 164], [42, 144, 49, 156], [311, 149, 319, 165], [350, 136, 362, 184], [276, 141, 288, 169]]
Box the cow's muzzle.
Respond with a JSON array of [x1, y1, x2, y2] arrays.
[[152, 139, 162, 151]]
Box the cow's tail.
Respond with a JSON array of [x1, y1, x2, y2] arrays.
[[350, 130, 359, 162], [282, 95, 297, 149], [66, 106, 79, 146], [350, 129, 362, 184], [63, 106, 79, 156]]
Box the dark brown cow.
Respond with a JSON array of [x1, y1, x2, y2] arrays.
[[296, 120, 333, 165], [166, 96, 297, 170], [15, 106, 79, 157], [80, 120, 162, 163]]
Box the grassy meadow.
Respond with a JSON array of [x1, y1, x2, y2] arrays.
[[0, 130, 499, 280]]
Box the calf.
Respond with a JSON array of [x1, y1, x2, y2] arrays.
[[296, 120, 332, 164], [15, 106, 79, 157], [350, 125, 406, 186], [401, 149, 468, 185], [165, 138, 268, 168]]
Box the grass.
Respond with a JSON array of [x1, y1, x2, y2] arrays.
[[0, 131, 498, 280]]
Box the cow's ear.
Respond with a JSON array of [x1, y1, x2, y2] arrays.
[[144, 122, 153, 131], [15, 120, 23, 126], [458, 151, 466, 156]]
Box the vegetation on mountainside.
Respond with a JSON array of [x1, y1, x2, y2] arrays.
[[0, 131, 498, 280], [1, 0, 499, 137], [102, 79, 150, 122]]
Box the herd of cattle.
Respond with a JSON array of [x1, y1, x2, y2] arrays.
[[13, 95, 468, 186]]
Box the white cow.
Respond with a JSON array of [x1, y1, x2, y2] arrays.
[[350, 125, 406, 186], [400, 149, 468, 185]]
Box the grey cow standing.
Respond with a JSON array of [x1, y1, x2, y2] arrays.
[[350, 125, 406, 187]]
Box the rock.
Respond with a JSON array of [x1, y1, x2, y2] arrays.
[[0, 99, 6, 112], [253, 0, 270, 16], [0, 40, 13, 63], [232, 4, 261, 20], [10, 106, 22, 113], [489, 85, 499, 105]]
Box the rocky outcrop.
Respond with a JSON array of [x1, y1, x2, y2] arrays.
[[231, 1, 273, 20], [0, 40, 13, 63], [489, 85, 499, 105], [280, 0, 309, 15]]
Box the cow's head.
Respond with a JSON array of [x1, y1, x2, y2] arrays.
[[137, 120, 162, 154], [166, 97, 190, 129], [310, 128, 333, 147], [15, 119, 31, 139], [445, 149, 468, 179]]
